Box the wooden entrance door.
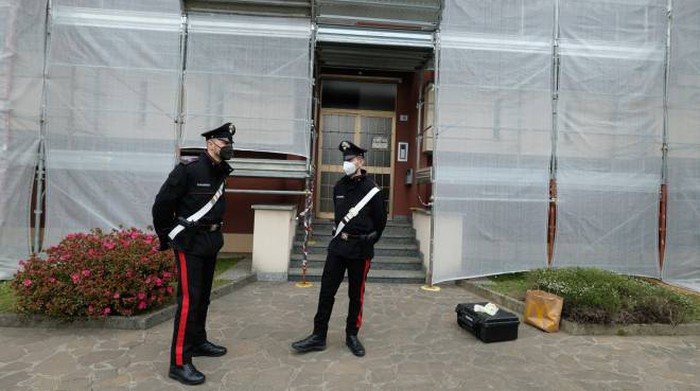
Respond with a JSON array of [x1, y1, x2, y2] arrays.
[[317, 109, 395, 219]]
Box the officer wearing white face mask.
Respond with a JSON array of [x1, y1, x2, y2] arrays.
[[292, 140, 387, 357]]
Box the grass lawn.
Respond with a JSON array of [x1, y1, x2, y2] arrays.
[[485, 272, 529, 301], [486, 270, 700, 323], [0, 255, 245, 314], [0, 281, 15, 313], [212, 255, 246, 288]]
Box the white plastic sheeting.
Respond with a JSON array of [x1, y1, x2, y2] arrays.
[[665, 0, 700, 291], [434, 0, 699, 284], [43, 1, 181, 247], [433, 0, 553, 282], [554, 0, 666, 276], [182, 14, 312, 157], [0, 0, 44, 279]]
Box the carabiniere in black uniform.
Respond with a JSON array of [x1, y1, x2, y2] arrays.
[[152, 123, 235, 386], [292, 140, 387, 357]]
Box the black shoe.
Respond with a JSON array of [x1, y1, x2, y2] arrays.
[[168, 363, 205, 385], [346, 335, 365, 357], [291, 334, 326, 353], [192, 341, 227, 357]]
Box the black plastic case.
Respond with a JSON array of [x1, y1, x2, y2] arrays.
[[455, 302, 520, 343]]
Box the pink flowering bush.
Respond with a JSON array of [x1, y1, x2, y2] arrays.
[[11, 228, 176, 321]]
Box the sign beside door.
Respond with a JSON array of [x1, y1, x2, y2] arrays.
[[372, 136, 389, 150]]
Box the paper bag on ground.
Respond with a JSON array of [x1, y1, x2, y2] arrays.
[[524, 289, 563, 332]]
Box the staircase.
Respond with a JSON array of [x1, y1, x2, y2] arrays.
[[288, 220, 426, 284]]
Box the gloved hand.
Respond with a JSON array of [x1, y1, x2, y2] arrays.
[[157, 235, 170, 251], [365, 231, 378, 243]]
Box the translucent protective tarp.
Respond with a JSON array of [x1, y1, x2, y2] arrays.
[[433, 0, 553, 282], [44, 2, 181, 247], [0, 0, 44, 279], [554, 0, 666, 276], [52, 0, 180, 13], [182, 13, 312, 157], [664, 0, 700, 290]]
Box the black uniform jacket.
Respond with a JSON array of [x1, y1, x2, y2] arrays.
[[329, 169, 387, 259], [152, 152, 233, 257]]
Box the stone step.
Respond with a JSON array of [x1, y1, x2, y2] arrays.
[[290, 219, 422, 284], [314, 219, 413, 227], [288, 267, 426, 284], [306, 221, 415, 236], [289, 254, 423, 271], [294, 234, 417, 246], [293, 241, 419, 257]]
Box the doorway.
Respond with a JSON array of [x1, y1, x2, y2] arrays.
[[316, 108, 395, 219]]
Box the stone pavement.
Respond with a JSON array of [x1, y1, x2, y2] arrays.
[[1, 281, 699, 391]]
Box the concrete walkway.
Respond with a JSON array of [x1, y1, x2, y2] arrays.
[[1, 281, 699, 391]]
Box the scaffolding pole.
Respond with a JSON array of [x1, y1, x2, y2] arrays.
[[33, 0, 53, 253], [546, 0, 561, 268], [296, 13, 317, 288], [422, 29, 440, 292], [659, 0, 673, 278], [174, 12, 188, 161]]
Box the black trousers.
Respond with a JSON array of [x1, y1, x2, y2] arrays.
[[170, 250, 216, 366], [313, 252, 372, 338]]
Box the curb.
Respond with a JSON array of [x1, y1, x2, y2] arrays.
[[456, 280, 700, 336], [0, 273, 256, 330]]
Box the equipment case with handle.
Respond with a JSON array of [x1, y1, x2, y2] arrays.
[[455, 302, 520, 343]]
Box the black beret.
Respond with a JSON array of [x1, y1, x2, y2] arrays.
[[338, 140, 367, 158], [201, 122, 236, 143]]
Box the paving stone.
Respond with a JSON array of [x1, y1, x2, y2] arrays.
[[0, 371, 31, 390], [57, 374, 91, 390], [90, 366, 117, 382], [76, 349, 126, 367], [91, 373, 132, 389], [0, 361, 32, 373], [32, 352, 78, 377], [0, 345, 27, 363]]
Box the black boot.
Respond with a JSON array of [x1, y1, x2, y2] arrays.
[[192, 341, 227, 357], [291, 334, 326, 353], [168, 363, 205, 385], [346, 335, 365, 357]]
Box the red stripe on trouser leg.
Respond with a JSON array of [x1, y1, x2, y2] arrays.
[[356, 258, 371, 329], [175, 251, 190, 366]]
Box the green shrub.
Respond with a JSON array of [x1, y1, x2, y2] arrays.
[[528, 267, 693, 325], [12, 228, 175, 321]]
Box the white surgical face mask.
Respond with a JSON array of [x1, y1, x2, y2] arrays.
[[343, 161, 357, 176]]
